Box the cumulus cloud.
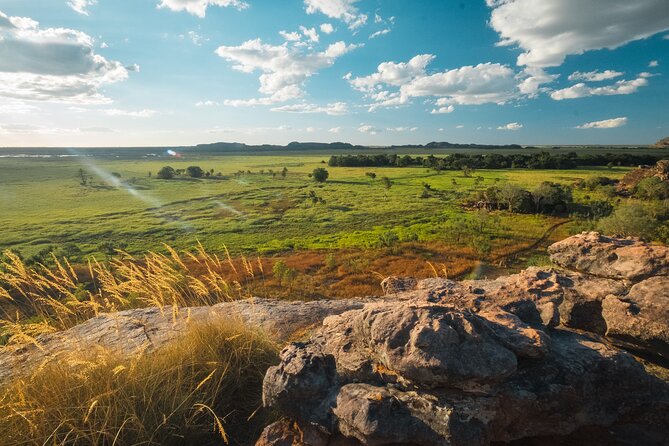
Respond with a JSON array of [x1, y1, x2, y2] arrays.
[[270, 102, 348, 115], [329, 126, 343, 133], [216, 39, 360, 105], [300, 26, 319, 43], [195, 100, 219, 106], [349, 55, 521, 110], [430, 105, 455, 114], [358, 124, 381, 134], [649, 60, 659, 67], [102, 108, 158, 118], [550, 74, 649, 100], [517, 67, 558, 96], [279, 30, 301, 41], [320, 23, 334, 34], [370, 28, 390, 39], [576, 117, 627, 129], [387, 126, 417, 132], [304, 0, 367, 30], [68, 0, 97, 15], [568, 70, 624, 82], [400, 63, 518, 105], [158, 0, 248, 18], [497, 122, 523, 130], [487, 0, 669, 67], [0, 10, 130, 103]]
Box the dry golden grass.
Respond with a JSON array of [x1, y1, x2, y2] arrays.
[[0, 319, 279, 446], [0, 245, 263, 345]]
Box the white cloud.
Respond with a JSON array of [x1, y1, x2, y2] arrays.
[[576, 117, 627, 129], [358, 124, 381, 134], [68, 0, 96, 15], [430, 105, 455, 114], [181, 30, 208, 45], [456, 125, 465, 129], [0, 10, 130, 103], [102, 108, 158, 118], [304, 0, 367, 30], [550, 75, 649, 100], [387, 126, 417, 132], [158, 0, 249, 18], [320, 23, 334, 34], [401, 63, 518, 105], [100, 42, 109, 48], [300, 26, 320, 43], [350, 56, 521, 110], [329, 126, 343, 133], [216, 39, 360, 105], [279, 30, 301, 42], [195, 100, 219, 106], [517, 67, 558, 96], [649, 60, 659, 67], [350, 54, 435, 91], [370, 28, 390, 39], [487, 0, 669, 67], [568, 70, 623, 82], [497, 122, 523, 130], [0, 100, 39, 115], [270, 102, 348, 115]]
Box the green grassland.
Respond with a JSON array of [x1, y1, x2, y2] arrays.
[[0, 151, 630, 261]]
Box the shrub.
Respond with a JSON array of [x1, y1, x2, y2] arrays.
[[186, 166, 205, 178], [157, 166, 176, 179], [0, 319, 280, 446], [635, 176, 669, 200], [597, 203, 658, 240], [312, 168, 329, 183]]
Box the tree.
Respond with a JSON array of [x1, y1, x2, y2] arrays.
[[531, 182, 572, 214], [365, 172, 377, 180], [381, 176, 392, 190], [281, 167, 288, 178], [156, 166, 176, 179], [77, 168, 89, 186], [635, 177, 669, 200], [312, 168, 329, 183], [499, 184, 528, 212], [597, 204, 658, 240], [186, 166, 204, 178]]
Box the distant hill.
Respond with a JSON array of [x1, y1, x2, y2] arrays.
[[654, 137, 669, 149], [194, 140, 526, 152], [194, 141, 368, 152]]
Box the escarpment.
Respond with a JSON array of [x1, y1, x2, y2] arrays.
[[258, 232, 669, 446], [1, 232, 668, 445]]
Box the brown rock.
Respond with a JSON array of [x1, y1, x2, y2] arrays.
[[548, 232, 669, 281], [602, 276, 669, 359]]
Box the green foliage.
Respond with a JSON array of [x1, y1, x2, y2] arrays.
[[381, 176, 392, 190], [186, 166, 205, 178], [157, 165, 176, 179], [635, 176, 669, 200], [272, 260, 298, 287], [312, 168, 329, 183], [597, 203, 658, 240]]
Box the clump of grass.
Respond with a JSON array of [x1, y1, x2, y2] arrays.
[[0, 244, 263, 344], [0, 319, 279, 446]]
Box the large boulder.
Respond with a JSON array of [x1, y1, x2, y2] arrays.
[[548, 232, 669, 281], [260, 299, 668, 446]]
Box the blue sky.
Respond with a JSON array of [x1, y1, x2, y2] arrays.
[[0, 0, 667, 147]]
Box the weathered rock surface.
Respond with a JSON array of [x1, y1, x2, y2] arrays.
[[548, 232, 669, 281], [259, 233, 669, 446], [0, 297, 370, 383]]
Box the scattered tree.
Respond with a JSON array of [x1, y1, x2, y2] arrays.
[[157, 166, 176, 179], [186, 166, 204, 178], [312, 168, 329, 183]]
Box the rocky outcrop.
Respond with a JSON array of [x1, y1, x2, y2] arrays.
[[654, 137, 669, 149], [0, 297, 370, 383], [617, 159, 669, 192], [259, 232, 669, 446]]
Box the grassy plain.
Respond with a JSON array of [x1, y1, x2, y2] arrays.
[[0, 151, 628, 256]]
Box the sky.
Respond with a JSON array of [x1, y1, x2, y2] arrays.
[[0, 0, 668, 147]]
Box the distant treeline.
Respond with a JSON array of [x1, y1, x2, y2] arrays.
[[327, 152, 667, 170]]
